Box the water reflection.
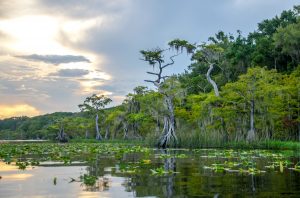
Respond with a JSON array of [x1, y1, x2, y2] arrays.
[[0, 149, 300, 197], [161, 150, 176, 198], [1, 173, 33, 181], [0, 162, 33, 181], [0, 162, 19, 171]]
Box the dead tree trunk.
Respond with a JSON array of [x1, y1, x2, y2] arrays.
[[206, 63, 227, 142], [123, 122, 129, 139], [158, 94, 177, 148], [95, 114, 102, 140], [141, 48, 182, 148], [247, 99, 255, 141], [105, 126, 110, 140], [133, 122, 142, 139], [206, 63, 220, 97], [154, 112, 160, 135], [85, 129, 89, 139], [57, 122, 68, 142]]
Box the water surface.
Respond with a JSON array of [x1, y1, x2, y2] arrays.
[[0, 148, 299, 197]]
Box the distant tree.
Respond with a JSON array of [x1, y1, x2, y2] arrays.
[[123, 86, 149, 139], [47, 117, 69, 142], [249, 5, 300, 71], [78, 94, 112, 140], [273, 20, 300, 68]]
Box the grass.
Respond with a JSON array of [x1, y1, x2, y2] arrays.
[[175, 139, 300, 150], [69, 138, 144, 145], [144, 133, 300, 150], [1, 136, 299, 150], [70, 137, 300, 150]]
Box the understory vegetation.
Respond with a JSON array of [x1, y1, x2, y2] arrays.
[[0, 6, 300, 148]]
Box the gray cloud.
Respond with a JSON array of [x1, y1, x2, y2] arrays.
[[94, 84, 129, 95], [38, 0, 130, 19], [1, 0, 299, 116], [16, 54, 90, 65], [51, 69, 89, 77]]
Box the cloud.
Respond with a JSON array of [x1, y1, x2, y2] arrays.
[[16, 54, 90, 65], [0, 104, 40, 119], [0, 0, 38, 19], [0, 0, 298, 117], [94, 84, 129, 96], [51, 69, 90, 77], [37, 0, 131, 19]]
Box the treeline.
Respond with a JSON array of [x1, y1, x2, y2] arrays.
[[0, 112, 75, 139], [0, 6, 299, 147]]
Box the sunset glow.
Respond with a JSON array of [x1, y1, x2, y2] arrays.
[[0, 104, 40, 119], [0, 0, 297, 118]]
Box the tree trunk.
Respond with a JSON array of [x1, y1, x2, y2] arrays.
[[247, 99, 255, 141], [57, 123, 68, 142], [158, 95, 177, 148], [113, 128, 117, 139], [85, 129, 89, 139], [155, 116, 160, 135], [123, 122, 128, 139], [206, 63, 220, 97], [105, 126, 110, 139], [95, 114, 102, 140], [133, 122, 142, 139]]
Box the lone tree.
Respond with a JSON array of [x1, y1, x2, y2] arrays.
[[78, 94, 112, 140], [140, 39, 195, 148], [54, 118, 68, 143]]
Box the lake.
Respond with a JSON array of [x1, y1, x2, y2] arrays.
[[0, 143, 299, 197]]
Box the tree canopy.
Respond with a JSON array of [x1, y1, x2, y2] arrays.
[[1, 6, 299, 146]]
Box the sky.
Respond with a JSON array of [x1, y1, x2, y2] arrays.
[[0, 0, 298, 119]]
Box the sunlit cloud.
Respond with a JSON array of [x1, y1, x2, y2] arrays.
[[75, 70, 112, 95], [60, 17, 104, 43], [0, 15, 63, 54], [78, 82, 111, 95], [0, 104, 40, 119], [0, 4, 114, 115], [0, 0, 296, 117], [0, 14, 104, 55], [84, 70, 111, 81], [0, 55, 56, 81]]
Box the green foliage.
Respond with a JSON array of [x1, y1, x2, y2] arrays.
[[78, 94, 112, 115], [1, 6, 299, 148], [168, 39, 196, 53], [273, 19, 300, 64], [80, 174, 97, 186], [140, 48, 164, 65]]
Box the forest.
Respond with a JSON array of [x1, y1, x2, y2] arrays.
[[1, 6, 299, 148]]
